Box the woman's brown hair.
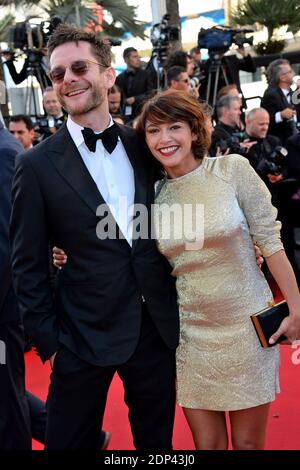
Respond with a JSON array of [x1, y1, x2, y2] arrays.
[[136, 90, 211, 161]]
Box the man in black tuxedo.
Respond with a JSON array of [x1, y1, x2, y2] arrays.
[[0, 122, 31, 449], [261, 59, 298, 145], [10, 24, 179, 450]]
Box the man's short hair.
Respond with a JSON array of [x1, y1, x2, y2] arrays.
[[108, 84, 121, 95], [246, 107, 269, 122], [167, 66, 186, 86], [190, 47, 200, 56], [9, 114, 34, 130], [216, 95, 240, 119], [165, 50, 189, 71], [47, 24, 112, 68], [123, 47, 137, 61], [217, 84, 238, 99], [42, 86, 55, 95], [266, 59, 290, 87]]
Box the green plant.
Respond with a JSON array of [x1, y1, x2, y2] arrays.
[[232, 0, 300, 43], [254, 39, 286, 55]]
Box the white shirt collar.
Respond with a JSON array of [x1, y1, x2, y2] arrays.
[[66, 115, 115, 149], [281, 88, 290, 97]]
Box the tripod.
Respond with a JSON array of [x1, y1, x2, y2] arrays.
[[148, 49, 167, 91], [205, 52, 229, 107], [24, 56, 48, 117]]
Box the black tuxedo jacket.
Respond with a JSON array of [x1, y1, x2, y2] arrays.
[[0, 123, 23, 324], [261, 86, 296, 144], [286, 133, 300, 179], [116, 68, 156, 119], [10, 123, 179, 365]]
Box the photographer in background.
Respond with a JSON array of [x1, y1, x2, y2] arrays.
[[43, 87, 64, 121], [35, 87, 66, 140], [2, 17, 62, 91], [210, 95, 256, 157], [245, 107, 300, 282], [165, 50, 200, 98], [261, 59, 298, 145], [2, 49, 51, 89], [244, 108, 284, 196], [200, 45, 256, 105], [166, 66, 190, 92]]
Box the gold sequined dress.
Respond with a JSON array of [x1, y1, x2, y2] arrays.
[[154, 154, 283, 411]]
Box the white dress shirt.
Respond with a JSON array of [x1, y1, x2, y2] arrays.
[[67, 116, 135, 245], [275, 88, 297, 123]]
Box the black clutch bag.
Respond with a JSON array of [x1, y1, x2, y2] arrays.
[[250, 300, 289, 348]]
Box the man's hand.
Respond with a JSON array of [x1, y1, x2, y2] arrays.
[[126, 97, 135, 105], [240, 139, 257, 152], [189, 83, 201, 99], [268, 174, 283, 184], [50, 352, 57, 369], [280, 108, 296, 120]]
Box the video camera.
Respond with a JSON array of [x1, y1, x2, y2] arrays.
[[256, 145, 288, 177], [198, 26, 254, 54], [33, 115, 64, 139], [150, 13, 180, 64], [8, 17, 62, 62]]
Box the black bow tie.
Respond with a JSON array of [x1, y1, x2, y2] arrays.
[[81, 124, 119, 153]]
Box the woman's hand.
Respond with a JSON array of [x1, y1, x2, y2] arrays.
[[253, 243, 264, 269], [53, 246, 67, 269], [269, 311, 300, 345]]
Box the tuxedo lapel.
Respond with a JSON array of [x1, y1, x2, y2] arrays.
[[278, 87, 289, 107], [46, 124, 105, 215], [117, 125, 149, 252], [117, 125, 148, 208]]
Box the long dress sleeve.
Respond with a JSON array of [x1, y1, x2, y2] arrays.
[[231, 154, 284, 257]]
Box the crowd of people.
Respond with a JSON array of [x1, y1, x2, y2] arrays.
[[1, 23, 300, 452]]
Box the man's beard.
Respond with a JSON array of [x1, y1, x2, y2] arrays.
[[59, 86, 104, 116]]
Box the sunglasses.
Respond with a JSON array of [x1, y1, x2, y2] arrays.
[[49, 59, 107, 84]]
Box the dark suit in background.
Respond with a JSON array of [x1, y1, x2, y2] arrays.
[[116, 68, 156, 123], [0, 122, 31, 449], [10, 122, 179, 450], [261, 86, 297, 145]]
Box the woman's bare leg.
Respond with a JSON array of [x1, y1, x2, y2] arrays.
[[183, 408, 228, 450], [229, 403, 270, 450]]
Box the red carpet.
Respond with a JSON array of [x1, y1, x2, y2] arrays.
[[26, 343, 300, 450], [25, 274, 300, 450]]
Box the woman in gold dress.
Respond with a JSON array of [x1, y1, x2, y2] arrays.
[[135, 90, 300, 450], [53, 90, 300, 450]]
